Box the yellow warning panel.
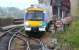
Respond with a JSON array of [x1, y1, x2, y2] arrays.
[[28, 21, 42, 27]]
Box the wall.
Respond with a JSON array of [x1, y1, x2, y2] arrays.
[[70, 0, 79, 16]]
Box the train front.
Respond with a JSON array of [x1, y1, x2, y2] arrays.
[[24, 6, 48, 38]]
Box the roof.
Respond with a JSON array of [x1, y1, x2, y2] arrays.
[[27, 7, 44, 12], [25, 6, 48, 12]]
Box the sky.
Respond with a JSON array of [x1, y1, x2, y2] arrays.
[[0, 0, 38, 9]]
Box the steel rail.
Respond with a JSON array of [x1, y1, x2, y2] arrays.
[[8, 27, 25, 50], [0, 27, 17, 38], [7, 27, 50, 50], [8, 32, 18, 50]]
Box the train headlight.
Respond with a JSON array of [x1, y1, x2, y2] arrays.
[[24, 21, 29, 26], [39, 27, 46, 31]]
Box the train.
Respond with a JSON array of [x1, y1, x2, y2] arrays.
[[24, 5, 51, 38]]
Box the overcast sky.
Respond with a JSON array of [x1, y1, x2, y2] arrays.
[[0, 0, 38, 9]]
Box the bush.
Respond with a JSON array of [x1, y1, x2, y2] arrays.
[[0, 17, 14, 27]]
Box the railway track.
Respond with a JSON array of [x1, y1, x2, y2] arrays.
[[0, 26, 58, 50], [8, 30, 50, 50], [0, 26, 24, 50], [0, 26, 45, 50], [0, 28, 15, 50]]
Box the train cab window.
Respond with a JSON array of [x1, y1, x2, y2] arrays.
[[25, 11, 44, 21]]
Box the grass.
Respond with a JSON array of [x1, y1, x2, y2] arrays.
[[66, 19, 79, 46], [58, 16, 79, 49]]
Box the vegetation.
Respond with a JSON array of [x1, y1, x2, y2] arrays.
[[0, 7, 24, 18], [0, 7, 25, 27], [0, 17, 14, 27], [57, 16, 79, 50], [66, 17, 79, 46]]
